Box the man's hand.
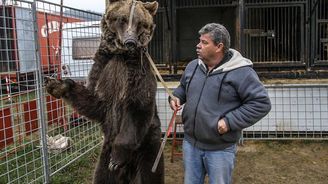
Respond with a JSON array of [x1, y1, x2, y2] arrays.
[[169, 97, 182, 111], [217, 119, 228, 134]]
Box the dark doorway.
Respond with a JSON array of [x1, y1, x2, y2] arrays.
[[176, 6, 237, 63]]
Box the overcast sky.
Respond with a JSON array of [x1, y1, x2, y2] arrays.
[[49, 0, 106, 13]]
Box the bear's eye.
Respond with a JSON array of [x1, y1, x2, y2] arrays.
[[138, 22, 149, 29], [118, 17, 128, 25], [109, 17, 117, 23]]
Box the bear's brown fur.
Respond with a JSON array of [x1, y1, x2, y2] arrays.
[[45, 0, 164, 183]]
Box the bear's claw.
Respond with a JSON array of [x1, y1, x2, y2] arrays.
[[108, 159, 119, 171]]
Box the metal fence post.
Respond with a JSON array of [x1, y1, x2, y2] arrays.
[[1, 0, 16, 144], [32, 1, 50, 183]]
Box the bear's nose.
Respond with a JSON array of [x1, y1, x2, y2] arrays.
[[124, 39, 137, 50]]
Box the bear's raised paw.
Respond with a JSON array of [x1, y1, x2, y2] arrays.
[[44, 76, 75, 99]]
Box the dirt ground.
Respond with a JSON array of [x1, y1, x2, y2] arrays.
[[55, 140, 328, 183], [164, 140, 328, 184]]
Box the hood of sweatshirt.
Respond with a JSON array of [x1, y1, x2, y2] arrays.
[[198, 49, 253, 73]]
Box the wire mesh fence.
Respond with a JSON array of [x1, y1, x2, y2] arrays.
[[243, 84, 328, 140], [157, 84, 328, 141], [0, 0, 102, 183], [0, 0, 328, 184]]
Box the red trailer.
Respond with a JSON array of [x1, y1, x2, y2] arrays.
[[0, 5, 81, 92], [37, 11, 81, 75]]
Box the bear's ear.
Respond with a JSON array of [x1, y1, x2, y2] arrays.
[[143, 1, 159, 16], [108, 0, 121, 3]]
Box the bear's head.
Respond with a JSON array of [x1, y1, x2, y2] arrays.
[[100, 0, 158, 54]]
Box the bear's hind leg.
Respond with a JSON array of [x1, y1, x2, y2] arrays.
[[133, 151, 164, 184], [93, 142, 111, 184]]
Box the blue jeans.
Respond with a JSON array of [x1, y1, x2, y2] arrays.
[[183, 140, 237, 184]]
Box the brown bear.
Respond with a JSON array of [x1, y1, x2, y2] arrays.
[[45, 0, 164, 183]]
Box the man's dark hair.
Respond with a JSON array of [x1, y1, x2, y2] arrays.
[[199, 23, 231, 53]]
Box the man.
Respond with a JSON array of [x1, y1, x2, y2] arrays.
[[169, 23, 271, 184]]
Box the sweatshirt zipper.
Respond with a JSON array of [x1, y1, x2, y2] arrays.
[[192, 71, 210, 147]]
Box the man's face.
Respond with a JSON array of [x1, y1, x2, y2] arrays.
[[196, 33, 221, 62]]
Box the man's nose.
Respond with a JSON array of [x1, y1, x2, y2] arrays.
[[196, 43, 201, 49]]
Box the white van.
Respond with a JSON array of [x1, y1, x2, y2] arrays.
[[60, 21, 101, 82]]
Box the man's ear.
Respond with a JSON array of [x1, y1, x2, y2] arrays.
[[143, 1, 159, 16], [216, 43, 224, 53]]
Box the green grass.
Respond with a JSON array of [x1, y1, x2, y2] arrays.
[[0, 144, 44, 184], [50, 147, 100, 184]]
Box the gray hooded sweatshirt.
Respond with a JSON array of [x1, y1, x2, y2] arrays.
[[173, 49, 271, 150]]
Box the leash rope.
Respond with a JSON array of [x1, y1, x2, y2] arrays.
[[151, 110, 177, 173], [144, 50, 175, 99], [142, 48, 178, 172]]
